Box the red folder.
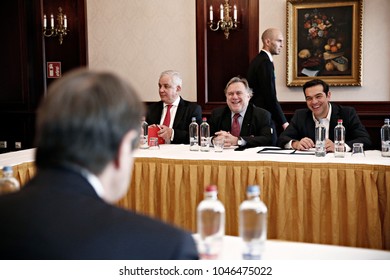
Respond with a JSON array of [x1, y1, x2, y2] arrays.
[[148, 126, 165, 145]]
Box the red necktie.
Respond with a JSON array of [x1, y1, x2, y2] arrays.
[[231, 113, 240, 137], [163, 105, 172, 127]]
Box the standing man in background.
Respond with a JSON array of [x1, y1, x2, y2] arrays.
[[247, 28, 289, 142], [146, 70, 202, 144]]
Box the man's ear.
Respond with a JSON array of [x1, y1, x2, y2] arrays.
[[114, 130, 138, 169], [176, 85, 182, 93]]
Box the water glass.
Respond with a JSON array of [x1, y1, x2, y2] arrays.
[[213, 137, 224, 153], [149, 137, 160, 150], [139, 135, 149, 149], [351, 143, 365, 157]]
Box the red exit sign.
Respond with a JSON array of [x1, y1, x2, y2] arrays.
[[47, 62, 61, 78]]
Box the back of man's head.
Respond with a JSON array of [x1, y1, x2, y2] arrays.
[[35, 68, 144, 175]]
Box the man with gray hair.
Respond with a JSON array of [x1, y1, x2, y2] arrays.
[[0, 68, 199, 260], [209, 76, 273, 148], [146, 70, 202, 144]]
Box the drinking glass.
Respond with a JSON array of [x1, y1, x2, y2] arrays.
[[213, 137, 224, 153], [351, 143, 365, 157], [149, 137, 160, 150]]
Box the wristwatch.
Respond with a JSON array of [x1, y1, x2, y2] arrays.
[[237, 137, 243, 146]]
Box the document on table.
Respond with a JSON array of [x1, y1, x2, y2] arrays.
[[257, 147, 316, 155]]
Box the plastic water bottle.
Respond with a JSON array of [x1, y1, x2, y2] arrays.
[[315, 119, 326, 157], [239, 185, 268, 260], [381, 118, 390, 157], [200, 117, 210, 152], [0, 166, 20, 196], [189, 117, 199, 151], [139, 118, 149, 149], [334, 119, 345, 158], [197, 184, 225, 259]]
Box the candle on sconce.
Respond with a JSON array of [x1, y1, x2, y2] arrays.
[[220, 4, 223, 20], [64, 15, 67, 29], [234, 5, 237, 21], [209, 6, 213, 22], [50, 14, 54, 28], [43, 14, 47, 28]]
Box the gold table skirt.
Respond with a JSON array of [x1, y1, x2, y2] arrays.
[[11, 159, 390, 250]]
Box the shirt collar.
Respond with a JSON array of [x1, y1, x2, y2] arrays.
[[231, 107, 248, 119], [164, 96, 180, 107], [312, 103, 332, 125]]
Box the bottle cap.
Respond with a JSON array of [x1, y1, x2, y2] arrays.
[[192, 117, 196, 121], [202, 117, 207, 122], [338, 119, 343, 123], [2, 166, 12, 172], [205, 184, 217, 192], [247, 185, 260, 195]]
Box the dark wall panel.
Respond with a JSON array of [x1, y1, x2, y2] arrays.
[[0, 0, 87, 153], [196, 0, 259, 112]]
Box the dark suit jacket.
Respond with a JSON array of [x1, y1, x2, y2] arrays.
[[146, 97, 202, 144], [247, 50, 287, 127], [0, 166, 199, 260], [209, 104, 273, 148], [277, 103, 372, 149]]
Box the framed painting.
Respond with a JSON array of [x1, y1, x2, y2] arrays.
[[286, 0, 363, 86]]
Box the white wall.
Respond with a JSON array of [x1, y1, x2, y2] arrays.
[[87, 0, 197, 102], [87, 0, 390, 102]]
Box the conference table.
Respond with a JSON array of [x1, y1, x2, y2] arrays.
[[192, 235, 390, 260], [1, 145, 389, 251]]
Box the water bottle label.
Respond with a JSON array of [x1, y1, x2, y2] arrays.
[[315, 141, 326, 157], [190, 137, 199, 151], [382, 140, 390, 157], [200, 137, 210, 151]]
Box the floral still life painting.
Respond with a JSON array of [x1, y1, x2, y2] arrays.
[[287, 0, 363, 86]]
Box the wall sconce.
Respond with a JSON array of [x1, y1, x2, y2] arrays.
[[209, 0, 238, 39], [43, 7, 68, 45]]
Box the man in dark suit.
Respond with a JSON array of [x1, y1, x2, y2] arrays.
[[247, 28, 289, 141], [209, 77, 273, 148], [278, 79, 371, 151], [146, 70, 202, 144], [0, 69, 199, 260]]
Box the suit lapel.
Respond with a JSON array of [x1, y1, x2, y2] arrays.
[[328, 103, 340, 140], [241, 105, 253, 135], [172, 97, 184, 128], [154, 101, 164, 124], [220, 107, 232, 132], [305, 110, 316, 140]]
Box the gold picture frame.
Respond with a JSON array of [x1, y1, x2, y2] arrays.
[[286, 0, 363, 86]]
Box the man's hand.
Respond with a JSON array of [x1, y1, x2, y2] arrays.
[[325, 139, 334, 152], [292, 137, 315, 150], [214, 131, 238, 147], [157, 125, 172, 142]]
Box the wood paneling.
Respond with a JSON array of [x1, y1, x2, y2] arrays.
[[42, 0, 88, 88], [0, 0, 87, 153], [196, 0, 259, 113]]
